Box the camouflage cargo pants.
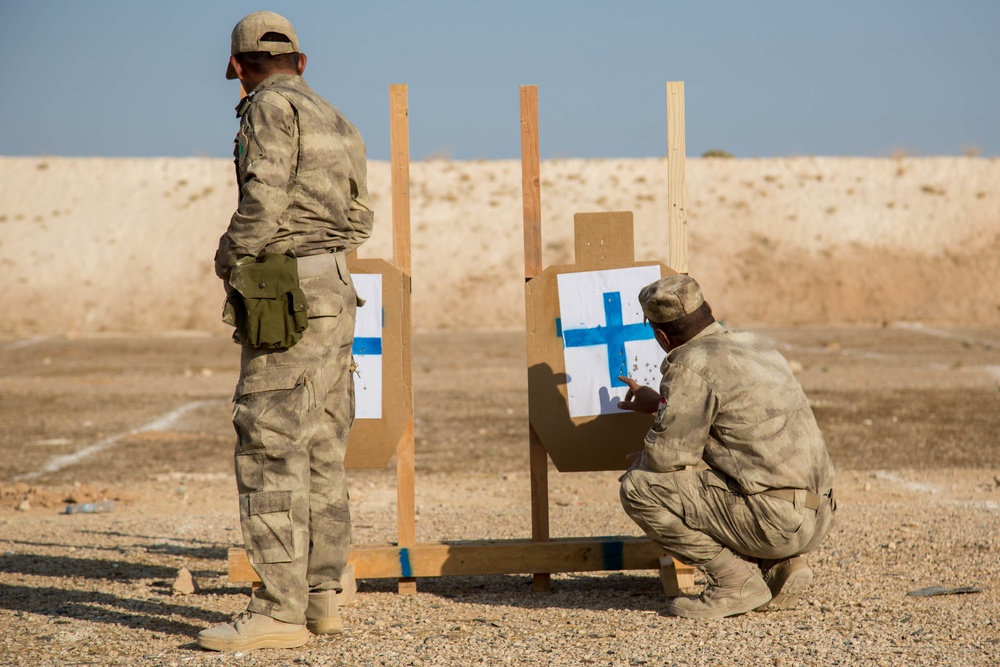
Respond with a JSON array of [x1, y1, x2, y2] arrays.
[[232, 268, 357, 625], [620, 467, 835, 566]]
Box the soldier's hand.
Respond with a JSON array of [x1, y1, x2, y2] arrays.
[[617, 376, 661, 414]]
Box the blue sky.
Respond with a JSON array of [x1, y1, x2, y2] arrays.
[[2, 1, 998, 160]]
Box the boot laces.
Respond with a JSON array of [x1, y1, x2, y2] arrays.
[[232, 610, 254, 628], [700, 570, 721, 602]]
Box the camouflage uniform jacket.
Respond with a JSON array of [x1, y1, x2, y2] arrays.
[[215, 73, 373, 283], [641, 322, 834, 496]]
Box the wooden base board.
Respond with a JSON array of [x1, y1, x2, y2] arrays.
[[659, 555, 698, 596], [229, 538, 697, 591]]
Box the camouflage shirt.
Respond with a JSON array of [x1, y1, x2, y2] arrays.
[[215, 73, 373, 280], [641, 322, 834, 495]]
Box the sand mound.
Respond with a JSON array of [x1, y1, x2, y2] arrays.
[[0, 156, 997, 337]]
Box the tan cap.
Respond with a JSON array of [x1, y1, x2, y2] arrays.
[[226, 11, 300, 80], [638, 274, 705, 324]]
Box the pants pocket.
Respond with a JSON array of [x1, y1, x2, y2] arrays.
[[242, 489, 295, 564], [754, 493, 807, 538]]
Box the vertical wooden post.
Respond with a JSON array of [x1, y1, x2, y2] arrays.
[[666, 82, 689, 274], [527, 426, 550, 591], [664, 81, 699, 592], [520, 85, 551, 592], [390, 83, 417, 595], [391, 84, 412, 274], [521, 86, 543, 279]]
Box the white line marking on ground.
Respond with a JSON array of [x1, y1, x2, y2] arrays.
[[2, 337, 50, 351], [873, 470, 940, 494], [13, 400, 217, 481], [891, 322, 1000, 349]]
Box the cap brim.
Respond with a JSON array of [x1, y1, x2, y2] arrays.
[[226, 60, 237, 80]]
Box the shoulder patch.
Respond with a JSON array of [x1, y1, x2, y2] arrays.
[[236, 129, 248, 159]]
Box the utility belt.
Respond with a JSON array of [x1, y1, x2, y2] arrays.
[[297, 249, 347, 280], [760, 488, 835, 512]]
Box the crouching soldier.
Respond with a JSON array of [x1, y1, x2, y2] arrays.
[[618, 274, 836, 619]]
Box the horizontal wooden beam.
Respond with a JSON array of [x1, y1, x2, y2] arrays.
[[229, 537, 696, 582]]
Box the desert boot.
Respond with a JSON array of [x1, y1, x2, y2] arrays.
[[667, 549, 772, 619], [306, 590, 344, 635], [758, 556, 813, 611], [197, 611, 310, 652]]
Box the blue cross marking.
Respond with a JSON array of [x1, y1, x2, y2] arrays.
[[562, 291, 653, 388], [353, 306, 383, 356], [352, 337, 382, 356]]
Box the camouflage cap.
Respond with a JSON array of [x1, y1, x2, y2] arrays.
[[638, 274, 705, 324], [226, 11, 300, 80]]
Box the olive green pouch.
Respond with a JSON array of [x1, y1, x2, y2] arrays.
[[223, 253, 309, 349]]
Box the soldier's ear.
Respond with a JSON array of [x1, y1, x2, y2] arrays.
[[296, 53, 307, 75], [654, 327, 671, 352], [229, 55, 245, 81]]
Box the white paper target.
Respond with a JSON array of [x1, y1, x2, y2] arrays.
[[352, 273, 383, 420], [557, 266, 663, 418]]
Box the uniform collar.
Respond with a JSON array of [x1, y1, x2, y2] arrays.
[[235, 74, 307, 116], [687, 321, 726, 344], [664, 321, 727, 364]]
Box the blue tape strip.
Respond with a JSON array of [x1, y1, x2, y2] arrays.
[[600, 540, 625, 570], [398, 547, 413, 578]]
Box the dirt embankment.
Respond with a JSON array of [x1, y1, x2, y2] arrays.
[[0, 156, 997, 337]]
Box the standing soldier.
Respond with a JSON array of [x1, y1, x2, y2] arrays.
[[198, 11, 373, 652], [617, 274, 836, 619]]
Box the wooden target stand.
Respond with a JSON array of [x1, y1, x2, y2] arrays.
[[230, 82, 697, 598], [521, 83, 696, 593]]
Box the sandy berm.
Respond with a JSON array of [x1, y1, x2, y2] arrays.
[[1, 155, 998, 337]]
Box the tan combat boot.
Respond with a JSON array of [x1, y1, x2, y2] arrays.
[[197, 611, 310, 652], [306, 590, 344, 635], [758, 556, 813, 611], [666, 549, 772, 619]]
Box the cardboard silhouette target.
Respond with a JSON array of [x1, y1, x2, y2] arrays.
[[344, 257, 412, 468], [526, 212, 676, 472]]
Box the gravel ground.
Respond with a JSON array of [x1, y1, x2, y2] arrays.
[[2, 328, 999, 666]]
